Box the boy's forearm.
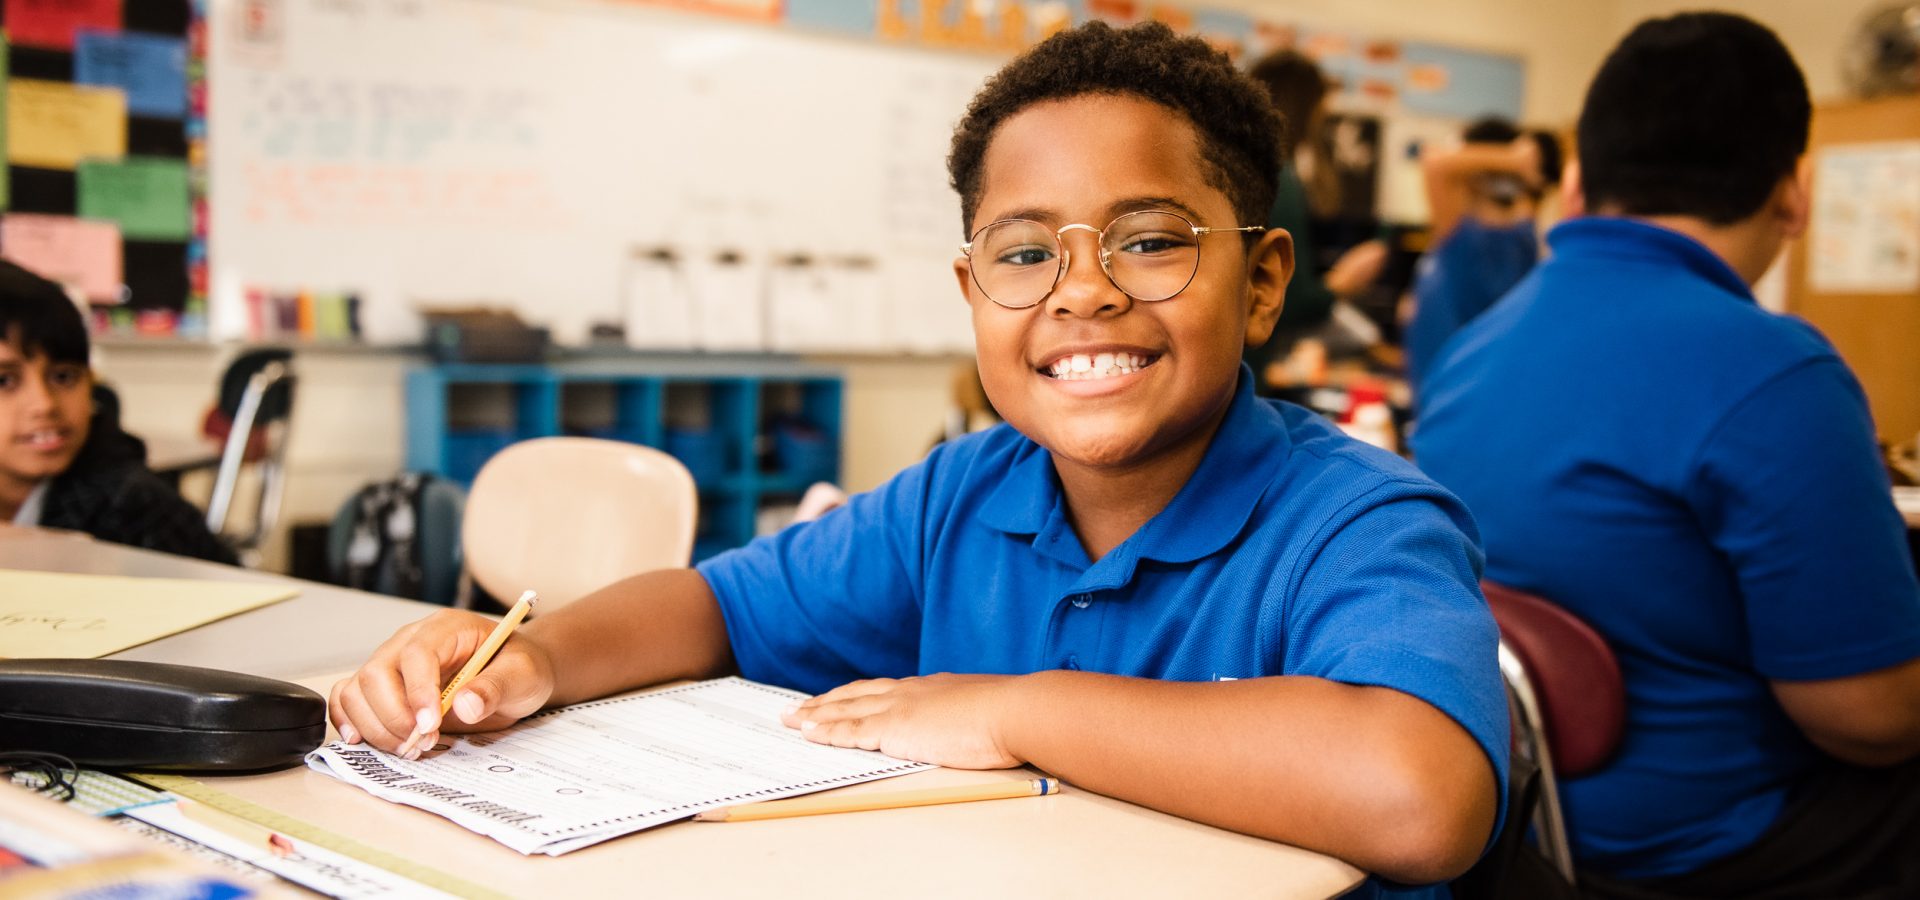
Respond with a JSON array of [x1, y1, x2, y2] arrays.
[[1423, 142, 1538, 243], [521, 568, 736, 707], [1426, 143, 1537, 180], [1000, 670, 1496, 885]]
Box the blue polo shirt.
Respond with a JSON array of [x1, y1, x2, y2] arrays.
[[1406, 217, 1539, 396], [698, 369, 1508, 899], [1412, 217, 1920, 880]]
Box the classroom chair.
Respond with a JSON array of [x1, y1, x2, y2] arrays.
[[327, 473, 467, 607], [462, 437, 697, 611], [203, 349, 298, 567], [1484, 580, 1627, 887]]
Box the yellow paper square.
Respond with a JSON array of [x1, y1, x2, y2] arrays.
[[7, 79, 128, 170], [0, 569, 298, 659]]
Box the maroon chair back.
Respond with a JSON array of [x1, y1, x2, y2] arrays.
[[1483, 582, 1627, 777]]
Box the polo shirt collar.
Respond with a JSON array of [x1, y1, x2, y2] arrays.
[[1546, 216, 1754, 300], [978, 365, 1292, 567]]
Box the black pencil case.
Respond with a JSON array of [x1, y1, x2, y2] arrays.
[[0, 659, 326, 771]]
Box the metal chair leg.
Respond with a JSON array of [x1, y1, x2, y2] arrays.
[[1499, 641, 1578, 887]]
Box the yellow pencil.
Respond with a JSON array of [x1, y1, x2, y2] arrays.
[[693, 777, 1061, 822], [437, 589, 538, 716]]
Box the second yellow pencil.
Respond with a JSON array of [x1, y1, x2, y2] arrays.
[[693, 777, 1061, 822]]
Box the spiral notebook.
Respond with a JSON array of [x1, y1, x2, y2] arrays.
[[307, 677, 931, 856]]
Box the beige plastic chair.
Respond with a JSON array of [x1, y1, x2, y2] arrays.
[[462, 437, 698, 611]]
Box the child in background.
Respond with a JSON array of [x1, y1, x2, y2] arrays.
[[0, 261, 234, 563], [1242, 49, 1390, 395], [331, 23, 1505, 897], [1404, 119, 1561, 397]]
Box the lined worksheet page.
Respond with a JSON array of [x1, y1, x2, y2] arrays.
[[308, 678, 931, 855]]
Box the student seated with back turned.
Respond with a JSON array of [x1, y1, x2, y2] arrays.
[[0, 260, 235, 563], [1413, 13, 1920, 899], [331, 23, 1506, 896]]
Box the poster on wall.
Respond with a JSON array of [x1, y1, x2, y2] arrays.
[[1810, 141, 1920, 294]]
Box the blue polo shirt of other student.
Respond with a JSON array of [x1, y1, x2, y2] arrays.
[[1412, 217, 1920, 881], [698, 368, 1508, 899], [1406, 217, 1539, 396]]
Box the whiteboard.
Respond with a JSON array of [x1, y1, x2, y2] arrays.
[[205, 0, 993, 352]]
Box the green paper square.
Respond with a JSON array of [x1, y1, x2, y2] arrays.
[[78, 156, 190, 241]]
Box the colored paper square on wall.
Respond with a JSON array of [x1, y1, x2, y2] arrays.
[[75, 30, 187, 119], [4, 0, 122, 51], [78, 157, 189, 240], [0, 40, 9, 211], [7, 79, 127, 170], [0, 213, 123, 302]]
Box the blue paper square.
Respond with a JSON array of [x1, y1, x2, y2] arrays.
[[75, 30, 188, 120]]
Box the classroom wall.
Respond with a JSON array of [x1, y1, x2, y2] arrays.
[[1608, 0, 1890, 105], [1205, 0, 1613, 125], [1207, 0, 1893, 126]]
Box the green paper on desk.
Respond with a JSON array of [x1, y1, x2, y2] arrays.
[[0, 569, 297, 659]]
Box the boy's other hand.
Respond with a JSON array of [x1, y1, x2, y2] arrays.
[[328, 609, 556, 758], [782, 674, 1022, 769]]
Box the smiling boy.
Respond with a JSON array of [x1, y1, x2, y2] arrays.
[[331, 23, 1504, 894]]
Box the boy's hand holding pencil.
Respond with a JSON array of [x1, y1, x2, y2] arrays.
[[327, 591, 556, 758]]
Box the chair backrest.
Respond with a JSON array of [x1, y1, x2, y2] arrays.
[[328, 474, 467, 607], [463, 437, 697, 610], [205, 353, 298, 566], [1483, 582, 1626, 778], [217, 349, 296, 424]]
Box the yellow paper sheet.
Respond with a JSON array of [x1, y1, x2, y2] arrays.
[[0, 569, 298, 659], [7, 78, 127, 170]]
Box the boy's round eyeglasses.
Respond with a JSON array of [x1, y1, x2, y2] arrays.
[[960, 210, 1264, 310]]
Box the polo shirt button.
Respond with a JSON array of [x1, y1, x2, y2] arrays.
[[1071, 593, 1091, 609], [1063, 654, 1080, 670]]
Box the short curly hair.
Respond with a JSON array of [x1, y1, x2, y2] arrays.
[[947, 21, 1281, 239]]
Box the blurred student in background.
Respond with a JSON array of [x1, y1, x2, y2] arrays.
[[0, 261, 233, 563], [1241, 49, 1387, 394], [1403, 118, 1562, 397], [1415, 13, 1920, 897]]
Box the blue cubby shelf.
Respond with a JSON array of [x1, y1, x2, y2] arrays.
[[405, 357, 843, 561]]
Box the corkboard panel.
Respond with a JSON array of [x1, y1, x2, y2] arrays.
[[1789, 95, 1920, 443]]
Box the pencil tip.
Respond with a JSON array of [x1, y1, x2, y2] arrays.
[[693, 809, 727, 822]]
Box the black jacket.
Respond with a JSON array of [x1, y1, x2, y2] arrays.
[[39, 400, 236, 566]]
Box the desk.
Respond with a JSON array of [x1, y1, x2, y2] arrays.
[[1897, 487, 1920, 530], [1, 526, 423, 681], [2, 528, 1367, 899], [143, 434, 225, 489]]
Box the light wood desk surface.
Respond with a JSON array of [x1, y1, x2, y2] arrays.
[[2, 527, 1367, 899], [1896, 486, 1920, 529]]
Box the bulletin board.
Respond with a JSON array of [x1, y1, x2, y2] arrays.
[[203, 0, 995, 353], [1789, 95, 1920, 443], [0, 0, 199, 314]]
